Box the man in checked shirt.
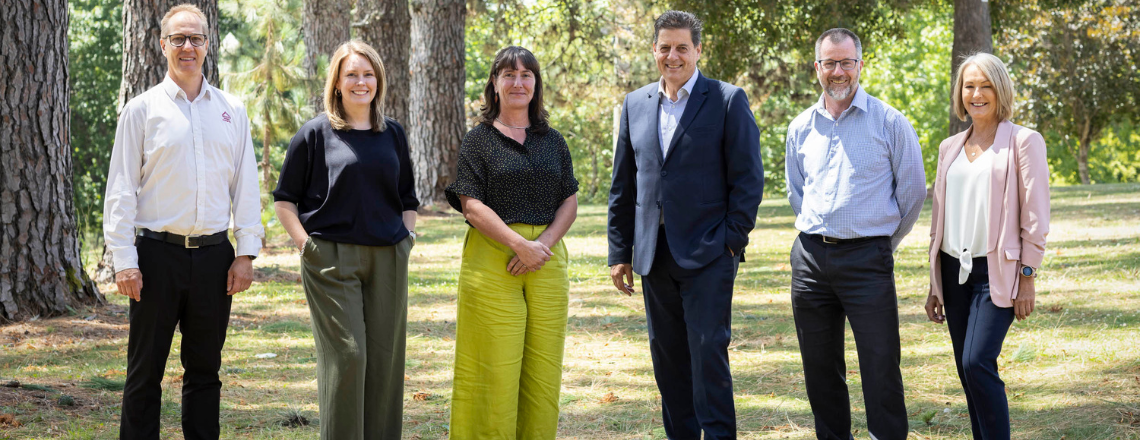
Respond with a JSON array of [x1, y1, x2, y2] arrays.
[[103, 4, 263, 439], [784, 28, 926, 440]]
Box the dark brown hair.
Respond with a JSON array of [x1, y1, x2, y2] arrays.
[[480, 46, 549, 135]]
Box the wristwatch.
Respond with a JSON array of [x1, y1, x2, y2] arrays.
[[1019, 265, 1037, 278]]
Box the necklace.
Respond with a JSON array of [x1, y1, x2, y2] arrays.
[[496, 117, 530, 130]]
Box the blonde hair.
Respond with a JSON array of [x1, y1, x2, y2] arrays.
[[161, 4, 209, 37], [323, 40, 388, 132], [952, 53, 1016, 122]]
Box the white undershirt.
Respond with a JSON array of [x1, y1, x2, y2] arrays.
[[941, 147, 994, 284]]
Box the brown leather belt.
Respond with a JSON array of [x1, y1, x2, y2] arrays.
[[137, 228, 228, 249]]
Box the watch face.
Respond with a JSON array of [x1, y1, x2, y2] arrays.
[[1021, 266, 1033, 276]]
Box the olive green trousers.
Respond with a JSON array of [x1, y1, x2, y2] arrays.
[[301, 235, 412, 440], [449, 224, 570, 439]]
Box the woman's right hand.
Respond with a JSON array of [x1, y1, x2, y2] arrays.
[[512, 240, 553, 271], [925, 291, 945, 324]]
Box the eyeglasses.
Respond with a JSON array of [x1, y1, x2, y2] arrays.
[[817, 58, 860, 71], [165, 34, 207, 48]]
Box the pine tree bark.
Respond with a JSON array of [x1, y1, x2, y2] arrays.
[[303, 0, 351, 114], [950, 0, 993, 136], [1, 0, 102, 321], [119, 0, 219, 107], [356, 0, 411, 125], [409, 0, 466, 206]]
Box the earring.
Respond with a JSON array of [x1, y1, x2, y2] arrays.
[[336, 89, 341, 96]]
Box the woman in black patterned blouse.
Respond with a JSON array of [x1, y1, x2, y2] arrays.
[[445, 46, 578, 439]]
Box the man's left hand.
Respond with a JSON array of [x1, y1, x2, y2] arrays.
[[227, 256, 254, 295]]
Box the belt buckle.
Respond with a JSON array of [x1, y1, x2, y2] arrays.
[[185, 235, 199, 249], [822, 236, 838, 244]]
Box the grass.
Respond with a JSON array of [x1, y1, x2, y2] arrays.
[[2, 183, 1139, 439]]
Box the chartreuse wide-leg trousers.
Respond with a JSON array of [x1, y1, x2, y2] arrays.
[[449, 224, 570, 440]]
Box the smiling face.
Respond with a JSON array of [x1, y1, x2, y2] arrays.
[[960, 63, 999, 124], [160, 11, 208, 83], [494, 60, 535, 111], [653, 27, 701, 92], [335, 53, 378, 115], [815, 36, 862, 102]]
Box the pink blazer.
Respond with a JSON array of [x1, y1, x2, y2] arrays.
[[928, 120, 1050, 308]]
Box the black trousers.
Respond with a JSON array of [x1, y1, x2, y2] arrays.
[[789, 233, 908, 440], [642, 226, 739, 440], [941, 252, 1014, 440], [120, 236, 235, 440]]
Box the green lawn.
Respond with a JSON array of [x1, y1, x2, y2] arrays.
[[2, 183, 1139, 439]]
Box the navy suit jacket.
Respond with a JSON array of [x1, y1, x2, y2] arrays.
[[607, 73, 764, 276]]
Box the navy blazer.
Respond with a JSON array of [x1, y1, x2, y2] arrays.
[[607, 73, 764, 275]]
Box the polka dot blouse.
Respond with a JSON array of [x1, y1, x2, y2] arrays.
[[445, 122, 579, 225]]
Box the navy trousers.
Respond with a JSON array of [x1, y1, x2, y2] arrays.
[[120, 237, 235, 440], [789, 233, 909, 440], [940, 252, 1014, 440], [641, 226, 739, 440]]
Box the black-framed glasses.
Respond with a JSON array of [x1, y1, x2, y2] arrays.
[[816, 58, 860, 71], [165, 33, 207, 48]]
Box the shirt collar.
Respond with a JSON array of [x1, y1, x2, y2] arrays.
[[657, 67, 700, 102], [813, 84, 867, 117], [160, 74, 213, 102]]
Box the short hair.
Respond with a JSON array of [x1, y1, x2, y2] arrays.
[[161, 4, 209, 37], [323, 40, 388, 132], [479, 46, 550, 135], [815, 28, 862, 60], [952, 53, 1016, 122], [653, 10, 703, 47]]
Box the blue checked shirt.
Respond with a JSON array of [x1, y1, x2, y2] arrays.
[[785, 87, 927, 250]]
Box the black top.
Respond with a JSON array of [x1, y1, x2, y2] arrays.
[[273, 114, 420, 246], [445, 123, 578, 225]]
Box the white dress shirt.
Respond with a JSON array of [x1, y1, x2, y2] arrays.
[[940, 147, 994, 284], [657, 67, 700, 157], [103, 75, 263, 271]]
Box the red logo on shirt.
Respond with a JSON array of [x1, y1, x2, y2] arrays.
[[221, 112, 231, 123]]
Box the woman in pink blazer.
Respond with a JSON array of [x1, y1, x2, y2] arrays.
[[924, 53, 1050, 440]]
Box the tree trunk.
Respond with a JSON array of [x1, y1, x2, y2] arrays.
[[950, 0, 992, 136], [303, 0, 351, 114], [0, 0, 103, 321], [119, 0, 219, 107], [409, 0, 466, 207], [1078, 115, 1092, 185], [355, 0, 411, 126]]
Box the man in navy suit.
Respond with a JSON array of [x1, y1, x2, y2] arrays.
[[607, 10, 763, 439]]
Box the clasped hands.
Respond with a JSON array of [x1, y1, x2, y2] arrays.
[[507, 238, 555, 276]]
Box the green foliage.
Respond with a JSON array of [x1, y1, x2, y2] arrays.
[[996, 0, 1140, 184], [68, 0, 122, 237], [860, 5, 953, 183], [219, 0, 310, 192]]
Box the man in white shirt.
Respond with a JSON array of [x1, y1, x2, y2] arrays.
[[103, 5, 263, 439]]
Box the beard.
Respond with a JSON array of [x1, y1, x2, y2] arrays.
[[823, 76, 856, 101]]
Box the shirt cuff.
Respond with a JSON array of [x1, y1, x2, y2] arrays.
[[112, 247, 139, 273], [236, 235, 262, 259]]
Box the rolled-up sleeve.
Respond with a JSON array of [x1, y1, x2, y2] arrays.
[[444, 134, 486, 213], [888, 112, 927, 250], [1017, 131, 1050, 269], [229, 104, 264, 258], [394, 122, 420, 211], [103, 100, 146, 272]]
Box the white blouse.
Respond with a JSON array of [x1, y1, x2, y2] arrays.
[[940, 146, 995, 284]]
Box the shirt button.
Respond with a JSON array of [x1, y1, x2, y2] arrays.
[[660, 171, 667, 177]]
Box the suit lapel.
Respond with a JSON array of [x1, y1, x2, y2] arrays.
[[663, 73, 709, 165], [987, 120, 1014, 252]]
